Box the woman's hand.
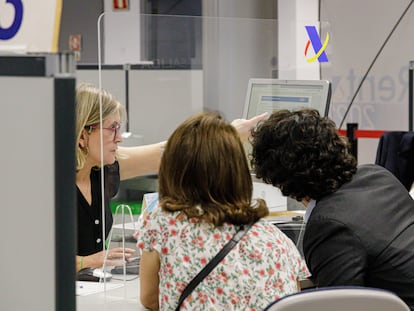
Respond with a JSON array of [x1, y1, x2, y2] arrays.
[[231, 112, 269, 141], [81, 247, 136, 270]]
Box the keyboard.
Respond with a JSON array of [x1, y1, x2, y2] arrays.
[[111, 256, 140, 275]]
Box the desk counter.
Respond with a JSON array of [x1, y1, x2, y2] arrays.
[[77, 276, 148, 311], [76, 274, 313, 311]]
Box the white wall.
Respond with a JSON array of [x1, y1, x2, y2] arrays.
[[320, 0, 414, 163], [102, 0, 142, 64], [279, 0, 414, 164], [278, 0, 320, 79]]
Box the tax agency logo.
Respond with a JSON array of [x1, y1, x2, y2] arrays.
[[304, 25, 329, 63]]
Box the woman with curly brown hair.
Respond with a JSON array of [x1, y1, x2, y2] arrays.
[[251, 108, 414, 310], [135, 112, 309, 311]]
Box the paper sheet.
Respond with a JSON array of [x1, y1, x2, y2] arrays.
[[76, 281, 124, 296], [112, 221, 139, 231]]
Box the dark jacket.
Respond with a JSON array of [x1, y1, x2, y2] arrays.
[[304, 164, 414, 310], [375, 131, 414, 190]]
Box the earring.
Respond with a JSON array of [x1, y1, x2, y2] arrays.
[[80, 132, 89, 156], [79, 144, 89, 156], [83, 146, 89, 156]]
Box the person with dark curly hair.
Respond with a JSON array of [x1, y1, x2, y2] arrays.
[[135, 112, 309, 311], [251, 108, 414, 309]]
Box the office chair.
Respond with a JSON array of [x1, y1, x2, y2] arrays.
[[263, 286, 410, 311]]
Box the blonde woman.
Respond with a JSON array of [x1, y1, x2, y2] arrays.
[[75, 83, 268, 272]]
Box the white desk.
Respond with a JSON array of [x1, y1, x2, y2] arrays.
[[77, 276, 149, 311], [75, 270, 313, 311]]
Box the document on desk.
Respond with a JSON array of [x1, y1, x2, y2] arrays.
[[76, 281, 124, 296], [265, 210, 306, 224], [253, 181, 287, 212], [112, 221, 140, 231]]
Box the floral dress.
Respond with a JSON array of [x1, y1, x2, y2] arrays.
[[135, 209, 309, 311]]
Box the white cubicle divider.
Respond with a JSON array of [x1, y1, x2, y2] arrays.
[[0, 54, 76, 311]]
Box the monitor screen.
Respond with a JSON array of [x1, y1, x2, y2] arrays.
[[243, 78, 331, 119]]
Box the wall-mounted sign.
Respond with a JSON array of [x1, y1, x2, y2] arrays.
[[0, 0, 62, 53], [113, 0, 129, 10], [69, 34, 81, 52]]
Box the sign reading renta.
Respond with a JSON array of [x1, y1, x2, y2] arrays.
[[0, 0, 62, 53]]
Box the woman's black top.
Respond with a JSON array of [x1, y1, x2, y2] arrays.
[[77, 161, 120, 256]]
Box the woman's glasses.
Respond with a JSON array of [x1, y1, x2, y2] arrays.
[[86, 123, 121, 141]]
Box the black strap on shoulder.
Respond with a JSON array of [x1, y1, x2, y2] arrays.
[[174, 222, 254, 311]]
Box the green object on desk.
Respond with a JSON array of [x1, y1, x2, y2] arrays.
[[110, 201, 142, 215]]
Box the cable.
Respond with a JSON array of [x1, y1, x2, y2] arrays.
[[318, 0, 322, 81], [296, 218, 306, 257], [165, 0, 183, 14], [338, 0, 414, 129]]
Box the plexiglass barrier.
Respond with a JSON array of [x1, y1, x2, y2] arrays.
[[75, 13, 330, 309], [80, 14, 331, 144]]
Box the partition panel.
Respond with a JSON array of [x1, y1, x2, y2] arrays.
[[0, 54, 76, 311]]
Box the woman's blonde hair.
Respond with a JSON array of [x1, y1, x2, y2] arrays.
[[158, 112, 268, 227], [75, 83, 126, 170]]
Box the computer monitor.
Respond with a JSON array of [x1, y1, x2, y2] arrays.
[[242, 78, 331, 119]]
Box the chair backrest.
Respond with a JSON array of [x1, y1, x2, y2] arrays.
[[263, 286, 410, 311]]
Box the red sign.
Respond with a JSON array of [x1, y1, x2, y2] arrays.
[[69, 34, 82, 52], [113, 0, 129, 10]]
